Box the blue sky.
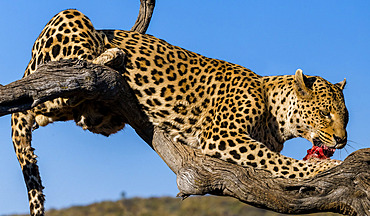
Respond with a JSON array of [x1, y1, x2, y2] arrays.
[[0, 0, 369, 215]]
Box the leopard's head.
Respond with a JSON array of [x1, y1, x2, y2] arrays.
[[293, 69, 348, 152]]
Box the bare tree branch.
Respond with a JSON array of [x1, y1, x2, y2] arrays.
[[0, 59, 368, 215], [131, 0, 156, 33], [0, 59, 153, 144], [153, 128, 370, 216], [1, 0, 368, 215]]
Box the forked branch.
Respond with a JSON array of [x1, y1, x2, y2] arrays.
[[0, 58, 368, 215], [0, 0, 368, 215]]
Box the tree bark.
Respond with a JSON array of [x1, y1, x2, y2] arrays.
[[0, 59, 368, 216], [153, 128, 370, 216], [0, 59, 153, 145], [131, 0, 155, 33], [0, 0, 368, 215]]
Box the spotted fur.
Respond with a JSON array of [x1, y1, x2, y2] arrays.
[[11, 9, 348, 215]]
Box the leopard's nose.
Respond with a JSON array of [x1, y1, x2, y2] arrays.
[[333, 134, 347, 149]]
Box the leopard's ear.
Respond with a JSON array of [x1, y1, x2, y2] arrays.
[[294, 69, 312, 99], [334, 78, 346, 91]]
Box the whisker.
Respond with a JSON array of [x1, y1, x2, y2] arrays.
[[345, 143, 356, 150], [343, 147, 350, 155], [347, 139, 362, 147], [334, 149, 347, 160]]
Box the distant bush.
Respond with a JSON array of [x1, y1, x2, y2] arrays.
[[13, 196, 341, 216]]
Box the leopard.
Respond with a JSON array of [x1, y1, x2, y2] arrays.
[[10, 9, 348, 215]]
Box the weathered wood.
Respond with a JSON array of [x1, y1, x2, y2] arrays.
[[131, 0, 156, 33], [0, 59, 153, 144], [0, 60, 122, 116], [0, 59, 368, 215], [153, 128, 370, 216], [1, 0, 369, 215]]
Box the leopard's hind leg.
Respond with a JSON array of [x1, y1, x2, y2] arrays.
[[11, 111, 44, 216], [11, 9, 107, 215]]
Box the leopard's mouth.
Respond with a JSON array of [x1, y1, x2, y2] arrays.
[[303, 138, 336, 160]]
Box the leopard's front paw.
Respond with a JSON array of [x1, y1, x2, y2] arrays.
[[93, 47, 126, 69]]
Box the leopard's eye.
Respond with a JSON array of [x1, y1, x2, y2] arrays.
[[319, 110, 331, 119]]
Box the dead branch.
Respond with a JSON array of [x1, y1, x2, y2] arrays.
[[0, 0, 369, 215], [153, 128, 370, 216], [0, 59, 368, 215], [131, 0, 155, 33], [0, 59, 153, 144]]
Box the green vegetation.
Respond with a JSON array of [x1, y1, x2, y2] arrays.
[[14, 196, 341, 216]]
